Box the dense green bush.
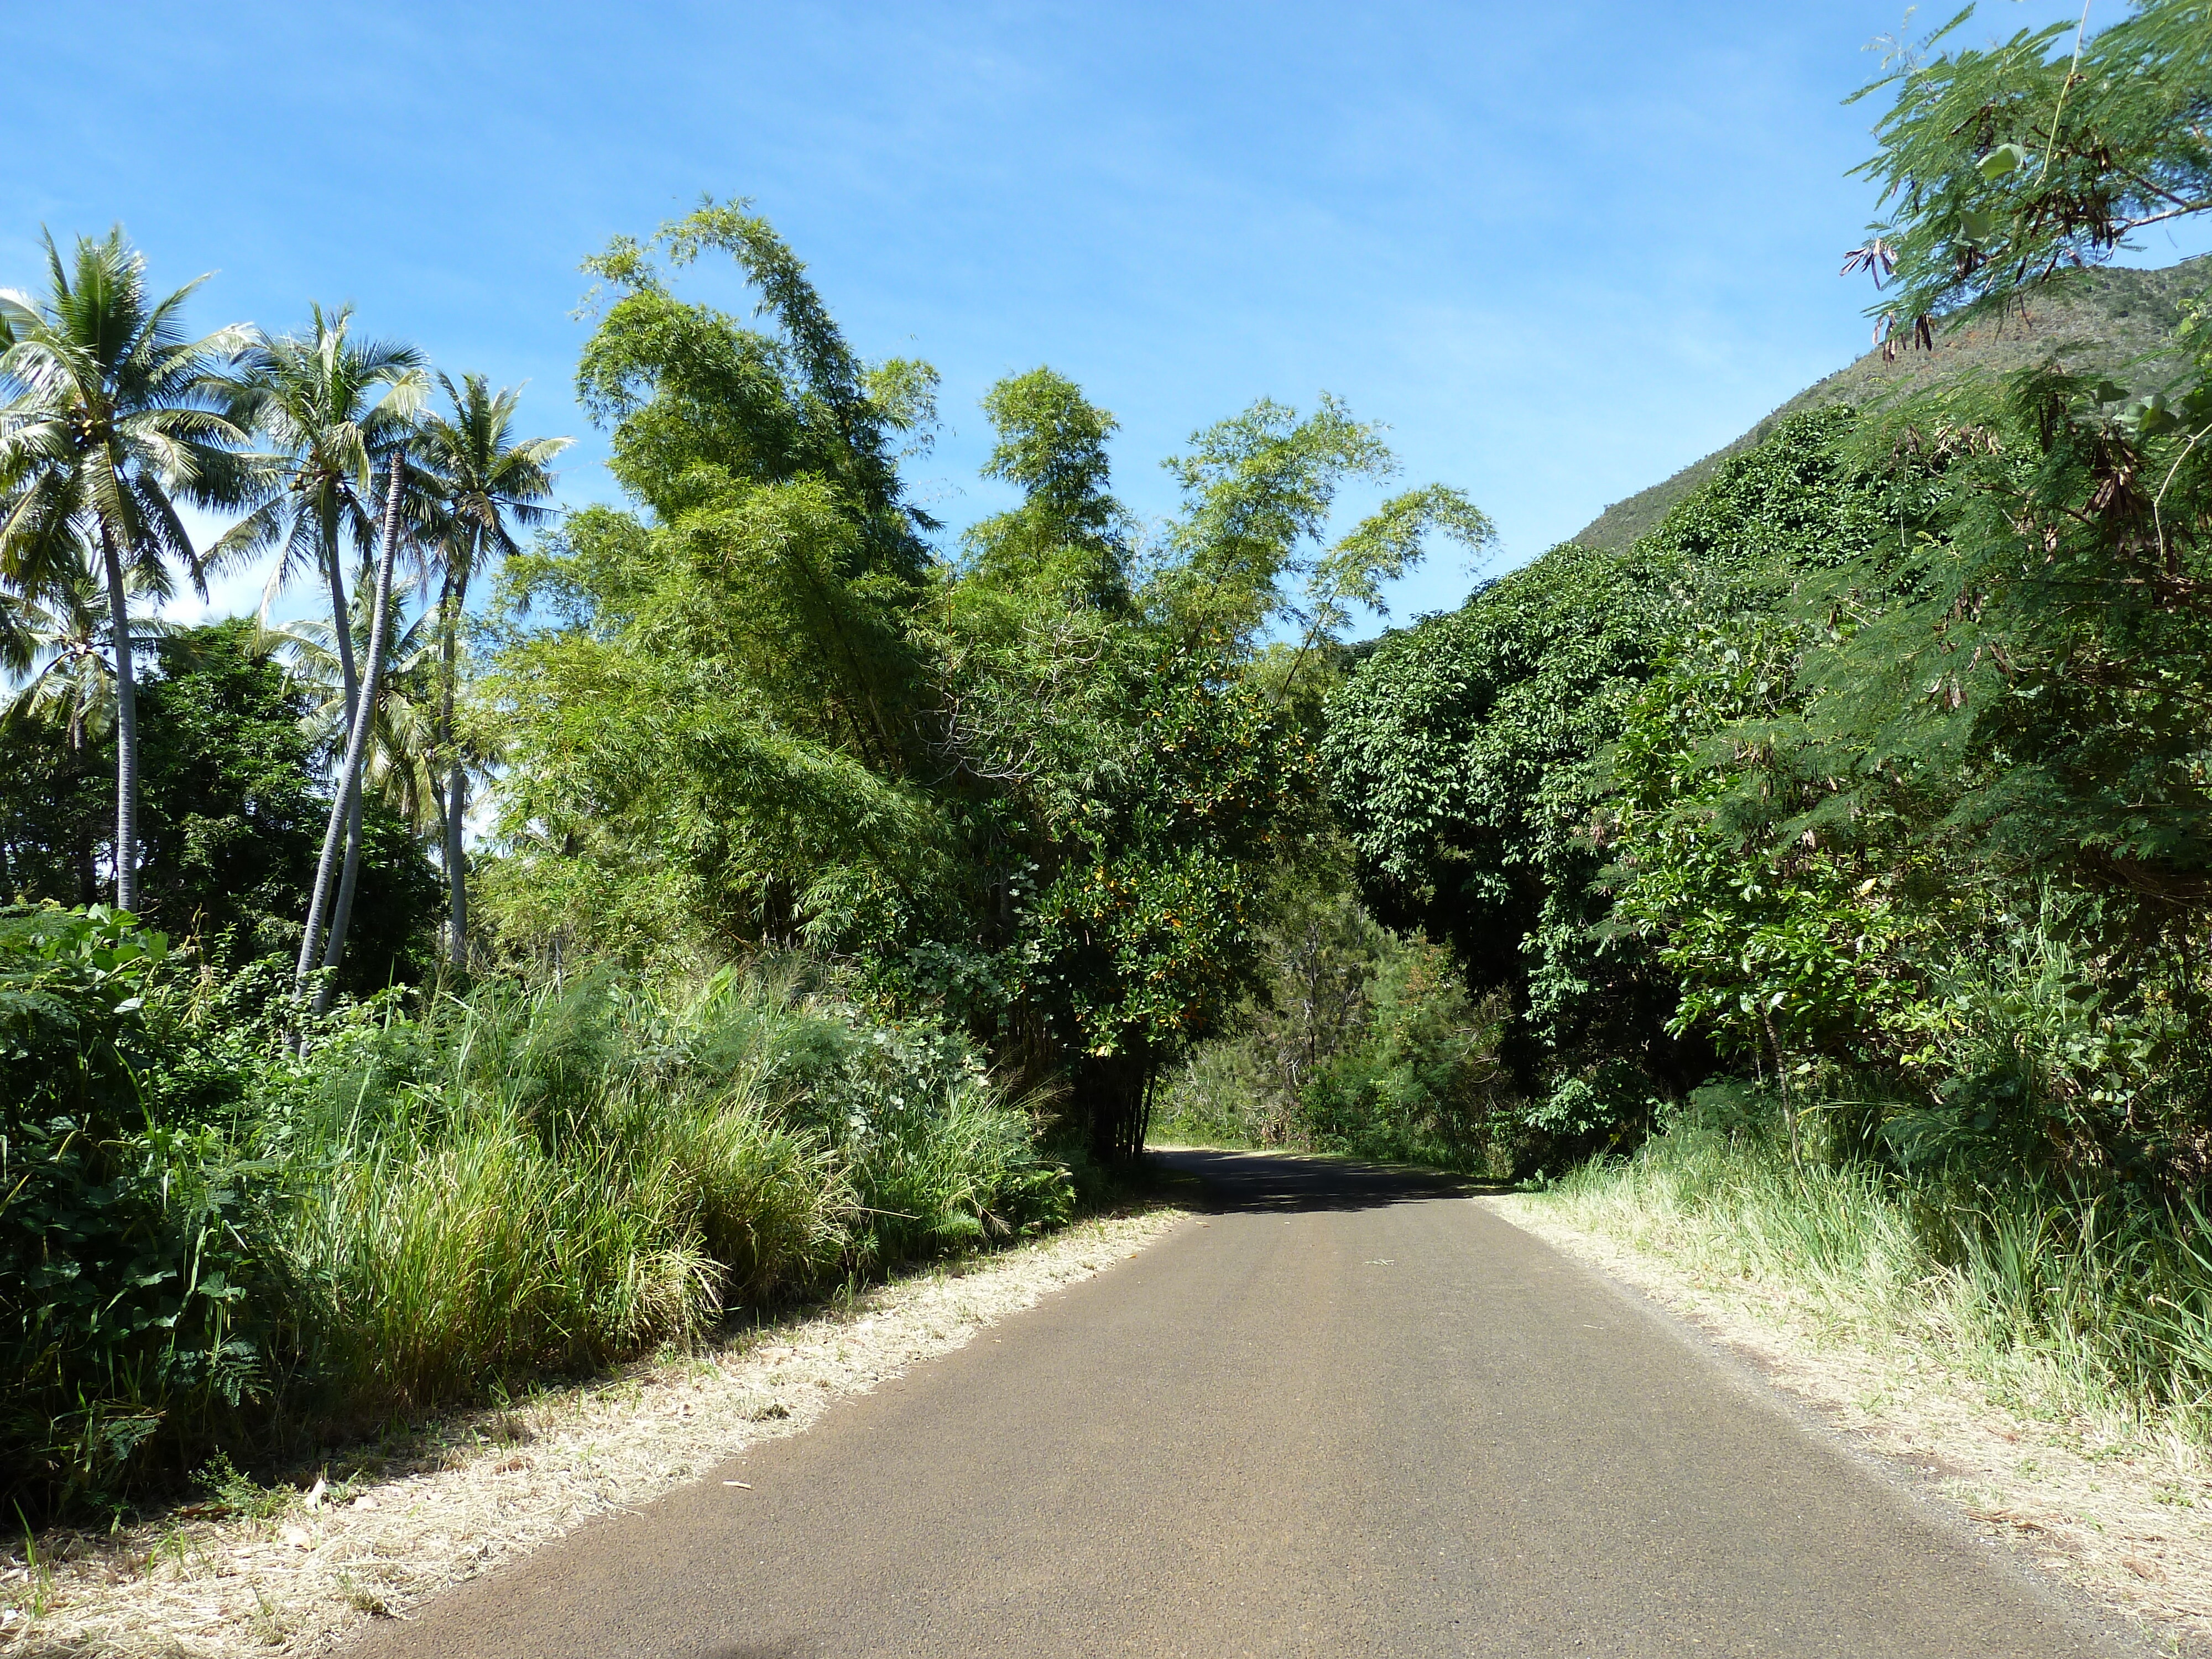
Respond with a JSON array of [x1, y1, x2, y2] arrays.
[[0, 906, 268, 1514], [1326, 343, 2212, 1187], [1320, 413, 1890, 1141], [1, 906, 1074, 1523]]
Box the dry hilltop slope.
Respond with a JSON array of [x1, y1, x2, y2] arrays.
[[1573, 255, 2211, 552]]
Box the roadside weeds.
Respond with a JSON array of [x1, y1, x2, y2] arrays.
[[1490, 1194, 2212, 1656], [1, 1206, 1184, 1658]]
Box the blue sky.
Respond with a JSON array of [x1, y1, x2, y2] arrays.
[[10, 1, 2209, 629]]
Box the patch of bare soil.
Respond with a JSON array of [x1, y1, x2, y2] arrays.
[[1489, 1196, 2212, 1656], [2, 1207, 1185, 1658]]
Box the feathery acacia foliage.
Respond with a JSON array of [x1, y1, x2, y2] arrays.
[[1848, 1, 2212, 346]]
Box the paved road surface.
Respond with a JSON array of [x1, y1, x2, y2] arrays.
[[352, 1149, 2139, 1657]]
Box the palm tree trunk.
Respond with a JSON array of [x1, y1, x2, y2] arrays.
[[320, 463, 410, 998], [445, 763, 468, 972], [324, 573, 375, 979], [309, 523, 369, 983], [436, 565, 468, 972], [69, 721, 97, 906], [323, 787, 366, 978], [100, 526, 139, 914], [324, 538, 361, 719], [300, 456, 406, 1004]]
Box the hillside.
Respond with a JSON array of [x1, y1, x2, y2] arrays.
[[1572, 255, 2211, 551]]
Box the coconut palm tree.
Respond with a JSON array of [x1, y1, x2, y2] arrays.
[[0, 228, 255, 911], [2, 541, 179, 743], [212, 306, 424, 710], [0, 589, 32, 676], [414, 373, 567, 968], [211, 306, 426, 970]]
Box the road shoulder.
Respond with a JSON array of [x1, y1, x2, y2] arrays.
[[1488, 1193, 2212, 1656]]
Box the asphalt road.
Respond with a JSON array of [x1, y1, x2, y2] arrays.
[[351, 1149, 2140, 1658]]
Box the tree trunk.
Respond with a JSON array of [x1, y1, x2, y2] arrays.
[[300, 457, 407, 1006], [100, 526, 139, 914], [323, 535, 361, 721], [436, 564, 468, 973], [1760, 1004, 1799, 1165], [445, 761, 467, 972], [1081, 1050, 1154, 1164], [322, 788, 366, 979], [69, 722, 97, 906], [314, 522, 368, 979]]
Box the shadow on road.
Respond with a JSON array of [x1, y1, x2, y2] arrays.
[[1149, 1146, 1493, 1214]]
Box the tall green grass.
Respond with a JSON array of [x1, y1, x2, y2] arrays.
[[268, 964, 1077, 1426], [5, 928, 1075, 1519], [1540, 1120, 2212, 1439]]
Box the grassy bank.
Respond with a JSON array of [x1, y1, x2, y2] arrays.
[[4, 908, 1079, 1522], [4, 1207, 1185, 1656], [1528, 1119, 2212, 1444]]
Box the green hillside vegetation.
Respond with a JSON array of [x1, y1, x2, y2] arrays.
[[1575, 254, 2210, 551], [1305, 0, 2212, 1444]]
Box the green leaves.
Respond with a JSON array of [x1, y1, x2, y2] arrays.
[[1156, 393, 1399, 645], [0, 904, 164, 1087], [1323, 412, 1878, 1099], [1313, 484, 1493, 625], [1013, 651, 1299, 1065], [0, 227, 257, 601], [493, 207, 959, 972], [0, 905, 279, 1517], [577, 196, 935, 564], [2121, 390, 2180, 437], [501, 210, 1489, 1159], [1850, 1, 2212, 338]]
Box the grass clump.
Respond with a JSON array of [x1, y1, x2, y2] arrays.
[[2, 912, 1074, 1523], [1536, 1101, 2212, 1442]]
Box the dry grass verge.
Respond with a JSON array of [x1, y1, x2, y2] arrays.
[[1, 1206, 1183, 1658], [1491, 1194, 2212, 1656]]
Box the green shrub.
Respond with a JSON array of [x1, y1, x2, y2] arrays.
[[0, 906, 269, 1515], [3, 908, 1076, 1523], [265, 968, 1066, 1426], [1158, 916, 1518, 1173]]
